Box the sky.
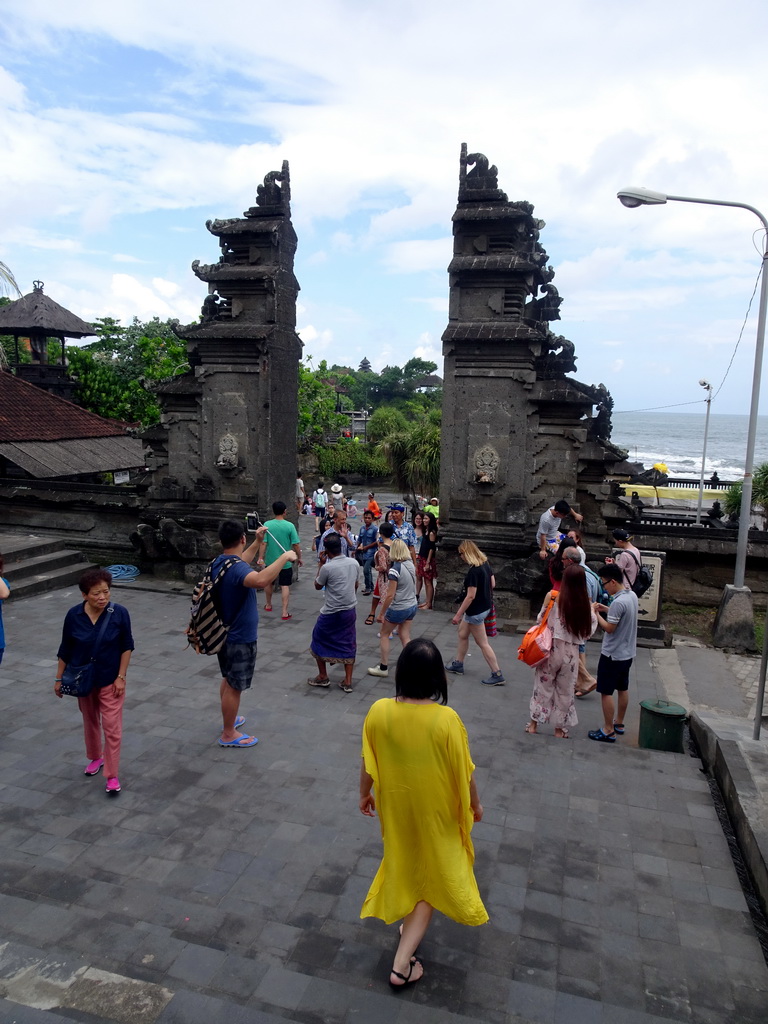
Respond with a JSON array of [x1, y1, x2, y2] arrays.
[[1, 0, 768, 419]]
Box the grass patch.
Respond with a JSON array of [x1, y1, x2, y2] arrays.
[[663, 602, 765, 648], [662, 603, 716, 643]]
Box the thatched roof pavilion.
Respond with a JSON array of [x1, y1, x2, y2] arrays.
[[0, 280, 95, 399]]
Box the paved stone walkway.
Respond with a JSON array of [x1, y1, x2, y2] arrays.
[[0, 516, 766, 1023]]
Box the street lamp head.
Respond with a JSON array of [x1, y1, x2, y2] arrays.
[[699, 378, 711, 389], [617, 186, 668, 208]]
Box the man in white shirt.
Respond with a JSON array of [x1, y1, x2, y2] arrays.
[[537, 500, 583, 559]]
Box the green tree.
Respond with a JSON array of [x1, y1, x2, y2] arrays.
[[366, 406, 408, 443], [298, 361, 348, 444], [723, 463, 768, 518], [376, 408, 441, 502], [68, 316, 188, 426]]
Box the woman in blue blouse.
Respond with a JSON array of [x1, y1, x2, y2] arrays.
[[55, 569, 134, 796]]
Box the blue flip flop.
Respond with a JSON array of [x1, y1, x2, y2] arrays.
[[235, 716, 245, 729], [219, 734, 258, 747]]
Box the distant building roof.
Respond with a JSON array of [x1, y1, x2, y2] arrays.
[[0, 370, 127, 442], [414, 374, 443, 388], [0, 281, 95, 338]]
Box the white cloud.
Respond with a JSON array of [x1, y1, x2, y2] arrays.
[[152, 277, 180, 298], [1, 1, 767, 412], [381, 238, 451, 274], [412, 334, 442, 368]]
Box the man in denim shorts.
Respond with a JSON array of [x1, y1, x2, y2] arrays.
[[213, 519, 297, 748]]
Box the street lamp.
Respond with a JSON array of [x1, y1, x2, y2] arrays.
[[695, 379, 713, 526], [617, 186, 768, 735]]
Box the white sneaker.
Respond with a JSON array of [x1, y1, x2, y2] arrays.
[[367, 666, 389, 677]]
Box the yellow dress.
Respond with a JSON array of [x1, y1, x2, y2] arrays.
[[360, 698, 489, 926]]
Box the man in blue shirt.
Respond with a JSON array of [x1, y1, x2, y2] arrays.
[[356, 510, 379, 595], [389, 504, 416, 560], [213, 519, 297, 748]]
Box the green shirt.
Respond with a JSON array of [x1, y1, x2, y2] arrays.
[[263, 518, 300, 566]]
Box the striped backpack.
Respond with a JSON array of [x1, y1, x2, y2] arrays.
[[185, 556, 239, 655]]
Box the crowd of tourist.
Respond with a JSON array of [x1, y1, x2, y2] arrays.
[[0, 482, 643, 992]]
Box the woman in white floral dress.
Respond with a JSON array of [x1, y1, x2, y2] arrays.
[[526, 564, 596, 738]]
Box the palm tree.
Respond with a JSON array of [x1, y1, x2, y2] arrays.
[[376, 410, 441, 505], [0, 261, 21, 297]]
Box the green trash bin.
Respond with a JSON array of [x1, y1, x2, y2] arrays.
[[638, 699, 687, 753]]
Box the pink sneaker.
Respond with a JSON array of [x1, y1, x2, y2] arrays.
[[84, 758, 104, 776], [105, 777, 121, 796]]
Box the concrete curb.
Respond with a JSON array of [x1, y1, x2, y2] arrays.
[[689, 710, 768, 920]]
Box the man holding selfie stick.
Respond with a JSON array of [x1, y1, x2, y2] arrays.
[[214, 519, 297, 748], [257, 502, 302, 620]]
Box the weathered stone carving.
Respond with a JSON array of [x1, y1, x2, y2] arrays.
[[474, 445, 500, 483], [216, 430, 239, 469]]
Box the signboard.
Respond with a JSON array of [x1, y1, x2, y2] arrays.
[[610, 547, 665, 627], [113, 470, 130, 485]]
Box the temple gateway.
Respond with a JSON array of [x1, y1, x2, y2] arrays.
[[436, 145, 625, 615]]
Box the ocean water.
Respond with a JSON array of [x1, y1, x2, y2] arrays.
[[610, 412, 768, 481]]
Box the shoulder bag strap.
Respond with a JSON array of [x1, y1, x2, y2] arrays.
[[540, 592, 557, 627]]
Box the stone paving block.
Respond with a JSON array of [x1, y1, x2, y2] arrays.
[[156, 987, 282, 1024], [508, 977, 557, 1022], [0, 1000, 78, 1023], [164, 941, 228, 986], [253, 962, 312, 1010]]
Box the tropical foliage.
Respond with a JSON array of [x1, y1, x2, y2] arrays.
[[722, 463, 768, 518], [314, 439, 390, 480], [376, 408, 442, 502], [67, 317, 188, 425]]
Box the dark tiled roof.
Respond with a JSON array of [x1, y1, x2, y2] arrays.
[[0, 285, 95, 337], [0, 370, 127, 441], [0, 437, 144, 477]]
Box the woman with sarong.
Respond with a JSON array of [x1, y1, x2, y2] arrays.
[[359, 638, 488, 988], [308, 533, 359, 693]]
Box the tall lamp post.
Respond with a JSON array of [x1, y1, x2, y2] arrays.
[[695, 379, 713, 526], [617, 187, 768, 737]]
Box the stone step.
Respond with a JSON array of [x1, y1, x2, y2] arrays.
[[3, 548, 92, 582], [0, 533, 97, 600], [0, 534, 73, 563], [4, 560, 97, 600]]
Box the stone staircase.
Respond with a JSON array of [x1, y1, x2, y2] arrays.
[[0, 534, 97, 600]]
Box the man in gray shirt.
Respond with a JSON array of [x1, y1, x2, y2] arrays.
[[588, 562, 638, 743], [308, 533, 359, 693]]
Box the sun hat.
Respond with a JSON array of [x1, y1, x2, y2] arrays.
[[331, 483, 343, 494]]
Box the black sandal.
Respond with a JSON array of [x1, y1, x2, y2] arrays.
[[365, 614, 375, 625], [389, 956, 423, 989]]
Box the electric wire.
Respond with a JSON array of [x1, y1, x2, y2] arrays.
[[615, 244, 766, 416]]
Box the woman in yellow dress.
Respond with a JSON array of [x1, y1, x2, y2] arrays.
[[359, 638, 488, 989]]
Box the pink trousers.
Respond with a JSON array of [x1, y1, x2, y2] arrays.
[[77, 685, 124, 778]]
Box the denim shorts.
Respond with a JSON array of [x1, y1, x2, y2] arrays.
[[217, 641, 258, 691], [464, 608, 490, 625], [385, 604, 418, 624]]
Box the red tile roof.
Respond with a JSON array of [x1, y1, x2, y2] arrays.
[[0, 370, 128, 442]]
